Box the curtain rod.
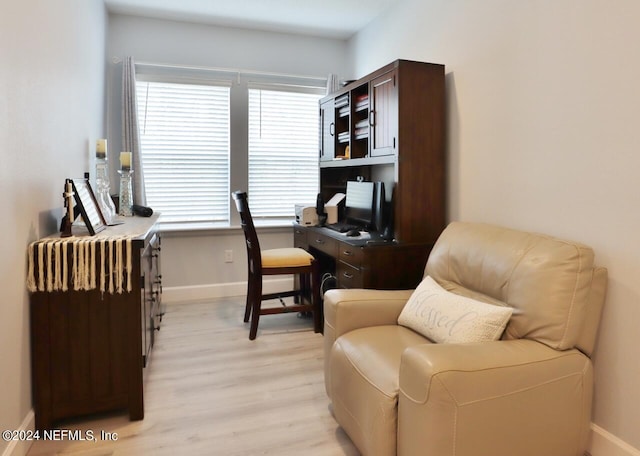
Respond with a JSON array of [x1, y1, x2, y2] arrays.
[[111, 57, 327, 83]]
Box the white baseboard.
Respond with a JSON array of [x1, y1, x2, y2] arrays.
[[2, 410, 34, 456], [162, 278, 293, 304], [588, 423, 640, 456]]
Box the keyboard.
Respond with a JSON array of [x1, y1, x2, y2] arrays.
[[326, 222, 360, 233]]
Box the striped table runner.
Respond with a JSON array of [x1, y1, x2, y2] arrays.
[[27, 237, 134, 294]]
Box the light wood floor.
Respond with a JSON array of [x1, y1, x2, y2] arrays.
[[27, 297, 359, 456]]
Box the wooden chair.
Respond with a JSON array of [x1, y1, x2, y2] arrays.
[[232, 191, 322, 340]]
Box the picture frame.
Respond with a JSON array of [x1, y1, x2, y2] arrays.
[[69, 178, 106, 235]]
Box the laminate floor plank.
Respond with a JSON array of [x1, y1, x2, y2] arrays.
[[27, 297, 359, 456]]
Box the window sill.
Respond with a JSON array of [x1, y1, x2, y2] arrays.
[[158, 218, 296, 236]]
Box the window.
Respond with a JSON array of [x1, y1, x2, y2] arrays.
[[248, 88, 323, 218], [135, 66, 326, 227], [137, 80, 230, 224]]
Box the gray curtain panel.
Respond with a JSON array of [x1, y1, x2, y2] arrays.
[[122, 56, 147, 206], [326, 73, 340, 95]]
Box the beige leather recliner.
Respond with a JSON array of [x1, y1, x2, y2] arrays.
[[324, 222, 607, 456]]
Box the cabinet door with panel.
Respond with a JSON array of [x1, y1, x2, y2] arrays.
[[152, 234, 163, 324], [370, 70, 398, 157], [141, 232, 162, 367], [319, 99, 335, 161]]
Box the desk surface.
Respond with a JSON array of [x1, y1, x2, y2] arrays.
[[297, 223, 397, 247]]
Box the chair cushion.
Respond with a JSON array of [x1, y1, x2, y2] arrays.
[[398, 276, 513, 344], [330, 325, 430, 456], [261, 247, 314, 268]]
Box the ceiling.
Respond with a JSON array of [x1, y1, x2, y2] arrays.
[[104, 0, 397, 39]]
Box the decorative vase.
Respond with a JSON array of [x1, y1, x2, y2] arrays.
[[96, 156, 117, 222], [118, 169, 134, 217]]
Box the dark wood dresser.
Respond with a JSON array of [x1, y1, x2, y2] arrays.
[[28, 215, 163, 431]]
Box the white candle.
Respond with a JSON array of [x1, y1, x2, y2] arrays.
[[120, 151, 132, 170], [96, 139, 107, 159]]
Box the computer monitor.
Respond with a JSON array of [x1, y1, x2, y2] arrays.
[[345, 181, 375, 228]]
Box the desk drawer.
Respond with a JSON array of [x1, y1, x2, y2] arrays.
[[337, 261, 363, 289], [338, 244, 364, 268], [308, 232, 338, 257], [293, 226, 308, 249]]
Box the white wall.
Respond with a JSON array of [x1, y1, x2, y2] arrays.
[[0, 0, 106, 454], [106, 14, 349, 292], [349, 0, 640, 451]]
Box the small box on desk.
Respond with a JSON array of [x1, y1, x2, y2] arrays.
[[296, 192, 343, 226], [325, 205, 338, 224], [324, 192, 345, 225], [295, 205, 318, 226], [295, 203, 339, 225]]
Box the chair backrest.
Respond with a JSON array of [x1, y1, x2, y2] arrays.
[[425, 222, 607, 356], [232, 191, 262, 275]]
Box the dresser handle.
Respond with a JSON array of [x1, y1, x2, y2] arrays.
[[315, 239, 325, 245], [343, 272, 353, 279], [343, 250, 353, 256]]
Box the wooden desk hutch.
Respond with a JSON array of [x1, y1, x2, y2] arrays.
[[298, 59, 445, 289]]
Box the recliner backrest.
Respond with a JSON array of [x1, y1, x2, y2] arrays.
[[425, 222, 607, 354]]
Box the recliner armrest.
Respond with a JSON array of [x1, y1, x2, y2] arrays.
[[324, 288, 414, 339], [398, 339, 593, 456], [322, 288, 413, 400]]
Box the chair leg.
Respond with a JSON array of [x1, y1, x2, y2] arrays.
[[248, 277, 263, 340], [311, 260, 323, 334], [244, 272, 253, 323], [300, 273, 309, 303]]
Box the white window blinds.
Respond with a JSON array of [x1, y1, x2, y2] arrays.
[[248, 88, 322, 218], [136, 80, 230, 224]]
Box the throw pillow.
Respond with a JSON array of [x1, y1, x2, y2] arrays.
[[398, 276, 513, 344]]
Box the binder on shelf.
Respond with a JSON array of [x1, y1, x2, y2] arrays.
[[335, 94, 349, 108], [354, 94, 369, 111], [354, 129, 368, 139], [354, 119, 369, 138]]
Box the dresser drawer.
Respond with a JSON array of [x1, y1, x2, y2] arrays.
[[308, 231, 338, 257], [293, 226, 308, 249], [337, 261, 363, 289], [338, 244, 364, 268]]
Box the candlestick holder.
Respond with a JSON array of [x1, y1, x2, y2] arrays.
[[118, 169, 134, 216], [95, 157, 116, 222], [61, 179, 74, 237]]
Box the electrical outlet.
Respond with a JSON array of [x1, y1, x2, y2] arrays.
[[224, 250, 233, 263]]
